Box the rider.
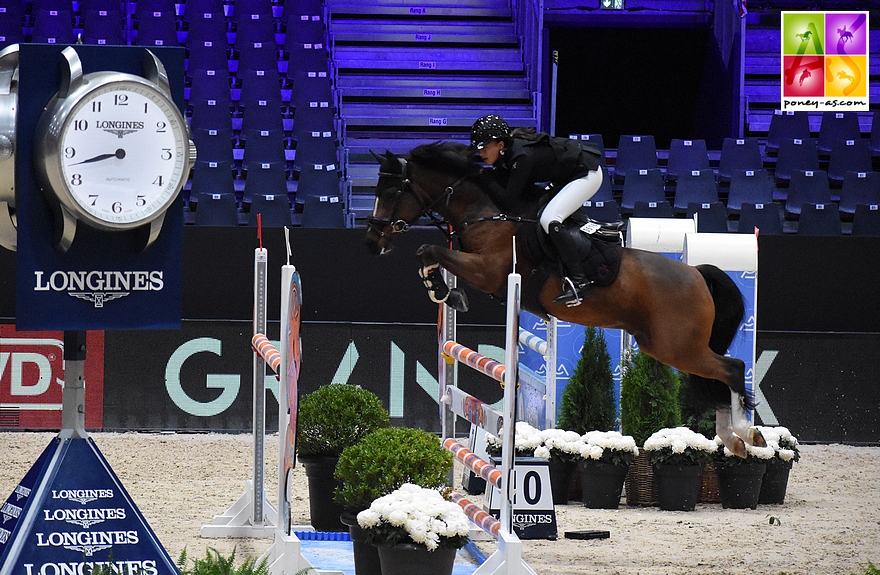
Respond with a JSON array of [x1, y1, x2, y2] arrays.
[[470, 114, 603, 307]]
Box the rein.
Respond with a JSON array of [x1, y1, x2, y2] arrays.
[[368, 157, 535, 238]]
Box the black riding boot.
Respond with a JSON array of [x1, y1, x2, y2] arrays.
[[548, 221, 592, 306]]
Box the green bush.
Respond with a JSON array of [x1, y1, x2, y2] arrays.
[[558, 326, 617, 434], [679, 373, 716, 438], [296, 384, 390, 458], [177, 547, 268, 575], [619, 351, 681, 446], [334, 426, 453, 512]]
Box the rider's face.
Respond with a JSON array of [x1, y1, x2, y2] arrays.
[[478, 141, 505, 165]]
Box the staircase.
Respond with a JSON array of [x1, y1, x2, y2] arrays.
[[325, 0, 539, 221]]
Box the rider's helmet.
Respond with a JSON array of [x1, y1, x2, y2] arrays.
[[470, 115, 510, 149]]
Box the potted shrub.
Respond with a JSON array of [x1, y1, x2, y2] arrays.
[[619, 350, 682, 506], [713, 435, 776, 509], [558, 326, 617, 434], [334, 426, 453, 575], [558, 326, 618, 502], [357, 483, 470, 575], [755, 425, 801, 504], [577, 430, 639, 509], [643, 427, 716, 511], [296, 384, 390, 531]]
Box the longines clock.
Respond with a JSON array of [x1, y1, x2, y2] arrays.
[[33, 46, 196, 253]]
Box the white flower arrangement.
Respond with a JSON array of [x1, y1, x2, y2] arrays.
[[643, 427, 716, 466], [486, 422, 586, 463], [713, 434, 777, 465], [356, 484, 470, 551], [579, 430, 640, 467], [755, 426, 801, 463]]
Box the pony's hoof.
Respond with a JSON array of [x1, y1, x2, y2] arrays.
[[725, 435, 748, 458], [749, 427, 767, 448], [447, 288, 469, 312]]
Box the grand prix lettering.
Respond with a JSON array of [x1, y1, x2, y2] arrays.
[[1, 337, 65, 403]]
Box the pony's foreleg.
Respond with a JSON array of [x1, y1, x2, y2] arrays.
[[716, 391, 767, 458], [418, 263, 469, 312]]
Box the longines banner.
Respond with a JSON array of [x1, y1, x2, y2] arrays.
[[14, 44, 186, 330]]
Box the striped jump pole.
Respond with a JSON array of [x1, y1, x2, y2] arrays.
[[517, 327, 547, 357], [442, 438, 502, 491], [252, 334, 281, 376], [442, 341, 507, 386], [449, 491, 501, 539]]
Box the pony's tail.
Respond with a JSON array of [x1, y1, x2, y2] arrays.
[[687, 265, 753, 411]]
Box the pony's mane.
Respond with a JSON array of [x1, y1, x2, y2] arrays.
[[409, 141, 475, 176]]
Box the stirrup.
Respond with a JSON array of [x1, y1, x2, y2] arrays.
[[554, 277, 590, 307]]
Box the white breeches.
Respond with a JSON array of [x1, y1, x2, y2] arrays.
[[539, 168, 603, 233]]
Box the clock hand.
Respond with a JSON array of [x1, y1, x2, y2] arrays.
[[72, 148, 126, 165]]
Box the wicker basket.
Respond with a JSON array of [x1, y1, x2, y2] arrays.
[[624, 451, 658, 506], [698, 462, 722, 503]]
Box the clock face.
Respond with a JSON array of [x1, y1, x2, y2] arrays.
[[55, 79, 188, 227]]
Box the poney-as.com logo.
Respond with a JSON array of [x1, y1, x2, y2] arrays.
[[781, 11, 869, 111]]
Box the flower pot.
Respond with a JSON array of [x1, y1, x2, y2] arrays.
[[341, 511, 383, 575], [548, 458, 577, 505], [299, 455, 347, 532], [579, 461, 628, 509], [759, 459, 793, 504], [716, 463, 767, 509], [652, 464, 704, 511], [376, 543, 457, 575]]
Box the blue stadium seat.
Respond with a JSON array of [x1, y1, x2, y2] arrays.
[[193, 192, 240, 226], [796, 203, 842, 236], [234, 10, 275, 46], [582, 199, 621, 223], [631, 200, 673, 218], [590, 165, 614, 203], [614, 134, 657, 183], [620, 168, 665, 213], [737, 202, 783, 235], [727, 169, 775, 214], [31, 9, 75, 44], [242, 128, 287, 165], [135, 7, 179, 47], [248, 193, 292, 227], [765, 110, 810, 157], [192, 127, 235, 165], [718, 137, 763, 182], [295, 163, 341, 199], [773, 137, 819, 184], [827, 138, 873, 185], [188, 67, 232, 108], [242, 160, 289, 205], [785, 169, 832, 216], [189, 160, 237, 208], [81, 8, 124, 46], [0, 3, 26, 46], [818, 111, 861, 156], [236, 40, 278, 75], [189, 97, 234, 134], [672, 168, 718, 214], [665, 138, 710, 182], [687, 202, 729, 233], [838, 171, 880, 216], [851, 204, 880, 237], [301, 194, 346, 228], [293, 131, 338, 173], [571, 133, 606, 167]]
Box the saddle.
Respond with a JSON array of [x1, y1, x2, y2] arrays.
[[519, 206, 625, 318]]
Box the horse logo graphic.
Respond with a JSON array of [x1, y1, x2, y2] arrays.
[[837, 25, 854, 43]]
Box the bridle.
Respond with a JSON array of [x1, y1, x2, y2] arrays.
[[366, 157, 467, 239]]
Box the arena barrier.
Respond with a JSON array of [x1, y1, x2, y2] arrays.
[[439, 268, 540, 575]]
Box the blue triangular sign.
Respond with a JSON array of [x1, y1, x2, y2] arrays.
[[0, 437, 180, 574]]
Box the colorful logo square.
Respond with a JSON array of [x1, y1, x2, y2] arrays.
[[781, 12, 869, 111]]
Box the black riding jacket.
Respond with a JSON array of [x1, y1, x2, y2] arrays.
[[485, 133, 601, 211]]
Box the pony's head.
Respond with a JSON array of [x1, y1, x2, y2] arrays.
[[364, 143, 478, 256]]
